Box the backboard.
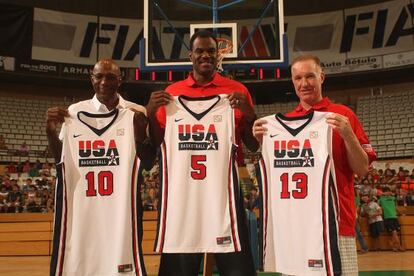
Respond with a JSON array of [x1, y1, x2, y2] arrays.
[[141, 0, 287, 71]]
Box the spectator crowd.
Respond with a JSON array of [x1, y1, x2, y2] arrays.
[[1, 158, 413, 216], [0, 160, 56, 213], [355, 164, 414, 206]]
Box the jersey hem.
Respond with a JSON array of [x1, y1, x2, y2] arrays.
[[160, 247, 239, 253]]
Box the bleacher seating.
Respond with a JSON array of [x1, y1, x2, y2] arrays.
[[0, 95, 76, 163], [252, 91, 414, 160], [0, 90, 413, 163], [242, 101, 299, 162], [254, 101, 299, 119], [356, 91, 414, 159]]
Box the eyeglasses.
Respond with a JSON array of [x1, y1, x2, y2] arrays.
[[91, 73, 121, 81]]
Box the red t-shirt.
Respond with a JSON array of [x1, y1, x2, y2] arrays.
[[285, 97, 377, 236], [401, 182, 409, 191], [406, 179, 414, 192], [155, 73, 254, 165]]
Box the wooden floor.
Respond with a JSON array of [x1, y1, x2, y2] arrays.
[[0, 251, 413, 276]]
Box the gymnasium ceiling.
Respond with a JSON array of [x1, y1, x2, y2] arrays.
[[0, 0, 395, 17]]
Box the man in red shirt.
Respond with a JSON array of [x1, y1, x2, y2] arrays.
[[253, 55, 376, 275], [146, 30, 259, 276]]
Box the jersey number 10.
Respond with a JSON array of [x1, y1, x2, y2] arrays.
[[85, 171, 114, 197]]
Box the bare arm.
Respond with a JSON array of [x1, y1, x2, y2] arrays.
[[133, 111, 156, 170], [359, 206, 365, 217], [252, 119, 268, 144], [148, 116, 165, 148], [343, 132, 369, 177], [228, 93, 259, 152], [45, 107, 68, 162], [241, 119, 260, 152], [326, 113, 369, 177], [146, 91, 171, 147], [376, 205, 383, 216]]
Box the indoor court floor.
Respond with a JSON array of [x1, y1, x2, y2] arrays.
[[0, 251, 413, 276]]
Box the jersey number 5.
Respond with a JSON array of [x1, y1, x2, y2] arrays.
[[280, 172, 308, 199], [191, 155, 206, 180], [85, 171, 114, 197]]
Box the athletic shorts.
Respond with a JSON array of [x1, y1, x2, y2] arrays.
[[383, 218, 401, 233], [369, 221, 384, 238]]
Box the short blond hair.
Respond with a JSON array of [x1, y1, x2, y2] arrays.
[[291, 55, 322, 69]]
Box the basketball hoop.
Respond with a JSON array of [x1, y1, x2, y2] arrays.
[[216, 37, 233, 73]]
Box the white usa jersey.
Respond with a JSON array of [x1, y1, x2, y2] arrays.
[[257, 111, 341, 276], [156, 95, 241, 253], [51, 109, 146, 276]]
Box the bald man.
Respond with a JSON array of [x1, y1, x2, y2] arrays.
[[46, 59, 150, 164], [47, 59, 151, 275]]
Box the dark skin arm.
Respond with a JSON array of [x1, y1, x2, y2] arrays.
[[228, 92, 259, 152], [241, 119, 260, 152], [45, 107, 69, 162], [132, 111, 156, 170], [146, 91, 172, 147]]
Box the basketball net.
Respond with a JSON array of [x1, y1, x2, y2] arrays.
[[216, 37, 233, 73]]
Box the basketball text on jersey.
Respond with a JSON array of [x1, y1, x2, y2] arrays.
[[50, 109, 146, 276], [78, 139, 120, 166], [177, 123, 219, 150], [272, 139, 314, 167], [258, 111, 341, 276], [155, 94, 242, 253]]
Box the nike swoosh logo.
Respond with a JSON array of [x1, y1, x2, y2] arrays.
[[175, 118, 184, 122], [73, 134, 82, 138], [270, 134, 279, 138]]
